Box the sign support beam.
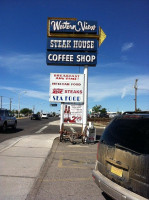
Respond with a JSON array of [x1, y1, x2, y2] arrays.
[[60, 103, 64, 132], [83, 66, 88, 133]]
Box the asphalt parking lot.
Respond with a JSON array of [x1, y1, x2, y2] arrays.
[[26, 137, 112, 200]]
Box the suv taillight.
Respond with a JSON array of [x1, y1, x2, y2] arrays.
[[97, 142, 100, 160]]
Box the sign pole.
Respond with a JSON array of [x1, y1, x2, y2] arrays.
[[60, 103, 64, 132], [83, 66, 88, 133]]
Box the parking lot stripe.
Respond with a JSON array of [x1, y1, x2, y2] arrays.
[[58, 156, 93, 169]]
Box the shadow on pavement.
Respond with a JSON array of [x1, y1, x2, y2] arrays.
[[0, 128, 24, 134]]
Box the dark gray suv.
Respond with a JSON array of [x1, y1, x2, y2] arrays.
[[0, 109, 17, 132], [92, 111, 149, 200]]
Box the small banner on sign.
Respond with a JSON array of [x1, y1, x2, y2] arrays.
[[63, 104, 83, 124]]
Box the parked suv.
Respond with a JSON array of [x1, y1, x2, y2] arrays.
[[0, 109, 17, 132], [92, 111, 149, 200]]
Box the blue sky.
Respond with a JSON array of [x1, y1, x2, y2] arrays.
[[0, 0, 149, 113]]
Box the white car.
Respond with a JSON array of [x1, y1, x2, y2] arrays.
[[41, 113, 48, 119]]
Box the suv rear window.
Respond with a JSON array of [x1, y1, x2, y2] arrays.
[[100, 117, 149, 154], [0, 110, 4, 115]]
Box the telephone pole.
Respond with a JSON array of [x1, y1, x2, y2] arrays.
[[0, 96, 3, 109], [9, 98, 12, 111], [134, 79, 138, 112]]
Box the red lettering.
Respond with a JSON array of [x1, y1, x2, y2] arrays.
[[52, 89, 63, 94]]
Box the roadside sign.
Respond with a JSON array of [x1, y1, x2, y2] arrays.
[[99, 27, 107, 47], [47, 19, 97, 34], [46, 17, 106, 133], [63, 104, 83, 124], [46, 18, 99, 67], [47, 38, 97, 51], [49, 73, 84, 103], [46, 51, 97, 66]]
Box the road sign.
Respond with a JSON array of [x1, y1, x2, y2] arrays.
[[50, 104, 57, 107], [46, 51, 97, 66], [47, 38, 97, 51]]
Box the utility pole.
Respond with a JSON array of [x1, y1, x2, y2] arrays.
[[134, 79, 138, 112], [9, 98, 12, 111], [0, 96, 3, 109], [33, 105, 35, 113]]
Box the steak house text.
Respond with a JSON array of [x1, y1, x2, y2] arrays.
[[49, 39, 95, 49]]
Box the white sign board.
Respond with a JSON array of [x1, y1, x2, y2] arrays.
[[64, 104, 83, 124], [50, 73, 84, 103]]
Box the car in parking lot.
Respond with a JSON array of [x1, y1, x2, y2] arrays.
[[30, 114, 41, 120], [0, 109, 17, 132], [92, 111, 149, 200]]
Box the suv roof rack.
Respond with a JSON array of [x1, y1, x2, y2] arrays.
[[123, 111, 149, 115]]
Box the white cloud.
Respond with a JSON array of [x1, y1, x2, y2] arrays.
[[0, 52, 45, 70], [88, 75, 149, 101], [29, 74, 50, 89], [121, 42, 134, 52], [0, 86, 49, 101]]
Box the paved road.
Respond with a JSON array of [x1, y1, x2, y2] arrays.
[[0, 117, 60, 143], [0, 117, 104, 143]]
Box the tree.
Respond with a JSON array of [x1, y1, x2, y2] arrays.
[[37, 112, 41, 115], [100, 108, 107, 114], [92, 105, 102, 113], [92, 105, 107, 114], [136, 108, 141, 112], [20, 108, 32, 116], [52, 112, 56, 117]]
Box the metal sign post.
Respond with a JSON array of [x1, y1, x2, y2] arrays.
[[83, 66, 88, 133], [60, 103, 64, 132]]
